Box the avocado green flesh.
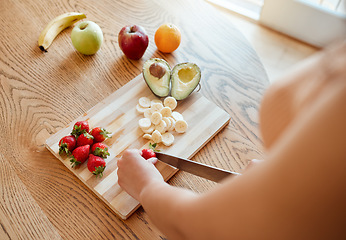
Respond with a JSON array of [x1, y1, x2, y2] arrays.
[[143, 59, 171, 97], [178, 67, 198, 83], [171, 63, 201, 100]]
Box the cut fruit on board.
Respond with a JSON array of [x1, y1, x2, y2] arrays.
[[45, 74, 230, 220]]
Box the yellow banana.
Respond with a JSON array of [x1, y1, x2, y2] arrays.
[[38, 12, 86, 52]]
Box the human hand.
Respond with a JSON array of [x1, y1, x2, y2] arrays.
[[117, 149, 164, 201], [245, 159, 264, 171]]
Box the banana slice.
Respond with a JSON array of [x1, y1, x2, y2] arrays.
[[172, 111, 184, 121], [151, 112, 162, 125], [175, 119, 188, 133], [136, 104, 148, 114], [152, 130, 162, 143], [162, 132, 174, 146], [138, 97, 151, 108], [138, 118, 151, 130], [142, 125, 155, 134], [143, 133, 152, 140], [168, 117, 176, 131], [144, 108, 153, 119], [160, 107, 172, 117], [162, 117, 172, 131], [38, 12, 86, 52], [151, 99, 162, 106], [151, 102, 164, 112], [164, 96, 177, 110], [155, 120, 167, 134]]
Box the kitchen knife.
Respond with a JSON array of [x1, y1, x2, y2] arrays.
[[155, 152, 241, 183]]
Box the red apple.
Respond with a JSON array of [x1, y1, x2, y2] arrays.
[[118, 25, 149, 60]]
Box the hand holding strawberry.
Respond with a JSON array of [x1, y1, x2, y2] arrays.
[[117, 149, 162, 201]]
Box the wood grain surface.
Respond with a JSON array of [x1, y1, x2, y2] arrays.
[[0, 0, 268, 239]]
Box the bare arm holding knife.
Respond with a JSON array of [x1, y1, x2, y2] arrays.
[[117, 41, 346, 240]]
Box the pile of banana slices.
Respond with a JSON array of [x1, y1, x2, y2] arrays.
[[137, 96, 188, 146]]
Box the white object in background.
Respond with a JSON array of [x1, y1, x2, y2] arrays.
[[206, 0, 263, 20], [260, 0, 346, 47]]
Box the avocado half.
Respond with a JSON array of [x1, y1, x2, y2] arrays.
[[143, 58, 171, 98], [171, 62, 201, 100]]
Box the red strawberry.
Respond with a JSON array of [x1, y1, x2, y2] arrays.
[[58, 135, 76, 155], [70, 145, 90, 168], [141, 148, 156, 160], [71, 121, 90, 137], [87, 154, 106, 177], [91, 143, 110, 158], [90, 127, 111, 143], [76, 132, 94, 147]]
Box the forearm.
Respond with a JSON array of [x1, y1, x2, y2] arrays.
[[139, 179, 199, 239]]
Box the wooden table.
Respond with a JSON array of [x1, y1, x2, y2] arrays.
[[0, 0, 268, 239]]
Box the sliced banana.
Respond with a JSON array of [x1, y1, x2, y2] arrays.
[[172, 111, 184, 121], [160, 107, 172, 117], [136, 104, 148, 114], [168, 117, 176, 131], [162, 117, 172, 131], [175, 119, 188, 133], [151, 102, 164, 112], [152, 130, 162, 143], [162, 132, 174, 146], [138, 97, 151, 108], [138, 118, 151, 130], [143, 133, 152, 140], [151, 112, 162, 125], [155, 120, 167, 134], [137, 96, 187, 146], [151, 99, 162, 106], [144, 108, 153, 119], [164, 96, 177, 110], [142, 124, 155, 134]]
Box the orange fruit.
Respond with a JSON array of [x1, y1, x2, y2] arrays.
[[154, 23, 181, 53]]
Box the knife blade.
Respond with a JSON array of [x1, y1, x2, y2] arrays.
[[155, 152, 241, 182]]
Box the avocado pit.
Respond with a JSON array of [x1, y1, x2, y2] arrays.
[[149, 62, 166, 79]]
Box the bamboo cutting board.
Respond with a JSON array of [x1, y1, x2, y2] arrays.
[[45, 74, 231, 219]]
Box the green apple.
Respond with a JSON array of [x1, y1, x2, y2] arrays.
[[71, 21, 103, 55]]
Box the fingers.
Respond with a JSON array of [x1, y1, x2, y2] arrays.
[[245, 159, 264, 171], [123, 148, 141, 158], [119, 149, 158, 165], [147, 157, 158, 165], [249, 159, 263, 164]]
